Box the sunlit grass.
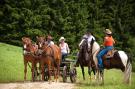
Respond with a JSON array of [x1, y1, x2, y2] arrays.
[[0, 43, 31, 82], [74, 67, 135, 89]]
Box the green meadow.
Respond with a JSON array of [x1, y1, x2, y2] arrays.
[[0, 43, 31, 82], [0, 43, 135, 89]]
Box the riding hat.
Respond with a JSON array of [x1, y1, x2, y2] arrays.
[[105, 29, 112, 34], [59, 37, 65, 42]]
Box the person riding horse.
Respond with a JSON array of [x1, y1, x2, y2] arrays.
[[79, 29, 95, 48], [97, 29, 115, 71]]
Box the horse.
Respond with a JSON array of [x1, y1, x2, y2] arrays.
[[90, 40, 132, 84], [36, 36, 46, 49], [22, 37, 40, 81], [76, 38, 96, 80], [38, 39, 61, 83]]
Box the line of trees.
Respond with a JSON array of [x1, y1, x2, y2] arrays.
[[0, 0, 135, 70]]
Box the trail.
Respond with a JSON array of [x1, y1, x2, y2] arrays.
[[0, 81, 75, 89]]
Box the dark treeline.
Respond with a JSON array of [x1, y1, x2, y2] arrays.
[[0, 0, 135, 70]]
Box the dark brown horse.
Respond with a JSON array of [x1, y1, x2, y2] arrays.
[[90, 40, 132, 84], [76, 39, 95, 80], [22, 37, 39, 81]]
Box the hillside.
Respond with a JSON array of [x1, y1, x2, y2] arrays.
[[0, 43, 31, 82]]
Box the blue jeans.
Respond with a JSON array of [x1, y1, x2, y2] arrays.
[[62, 53, 68, 62], [97, 46, 113, 69]]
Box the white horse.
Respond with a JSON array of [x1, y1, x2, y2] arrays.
[[91, 41, 132, 84]]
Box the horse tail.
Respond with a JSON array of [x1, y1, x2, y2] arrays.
[[124, 54, 132, 84]]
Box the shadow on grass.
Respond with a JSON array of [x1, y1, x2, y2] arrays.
[[75, 81, 120, 88]]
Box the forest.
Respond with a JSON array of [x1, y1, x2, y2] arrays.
[[0, 0, 135, 70]]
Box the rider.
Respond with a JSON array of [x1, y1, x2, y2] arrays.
[[79, 29, 95, 49], [46, 35, 54, 45], [97, 29, 115, 70], [59, 37, 70, 62]]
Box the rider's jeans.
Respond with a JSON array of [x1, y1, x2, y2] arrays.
[[62, 52, 68, 62], [97, 46, 113, 69]]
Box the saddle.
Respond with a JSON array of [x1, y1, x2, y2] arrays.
[[103, 49, 117, 69], [104, 49, 117, 59]]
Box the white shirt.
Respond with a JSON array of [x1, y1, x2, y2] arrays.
[[83, 34, 95, 43], [59, 43, 70, 54], [79, 34, 95, 47]]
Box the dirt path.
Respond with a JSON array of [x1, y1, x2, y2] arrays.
[[0, 82, 75, 89]]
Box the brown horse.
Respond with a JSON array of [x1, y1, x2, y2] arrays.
[[40, 43, 61, 83], [36, 36, 61, 82], [90, 40, 132, 84], [22, 37, 39, 81], [76, 39, 95, 80], [36, 36, 46, 49]]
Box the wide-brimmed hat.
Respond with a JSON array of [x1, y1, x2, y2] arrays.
[[59, 37, 65, 42], [105, 29, 112, 34]]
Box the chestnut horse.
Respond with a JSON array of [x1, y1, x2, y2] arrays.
[[36, 36, 45, 49], [90, 40, 132, 84], [40, 43, 61, 83], [22, 37, 39, 81], [36, 36, 61, 82]]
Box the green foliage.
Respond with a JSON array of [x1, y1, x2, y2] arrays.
[[0, 0, 135, 70]]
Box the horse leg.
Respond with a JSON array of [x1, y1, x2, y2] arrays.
[[53, 66, 56, 82], [41, 63, 45, 81], [88, 66, 92, 80], [81, 66, 85, 80], [31, 62, 35, 81], [48, 63, 51, 84], [91, 67, 97, 80], [24, 62, 27, 81], [38, 62, 41, 80], [56, 60, 60, 82], [100, 69, 104, 85]]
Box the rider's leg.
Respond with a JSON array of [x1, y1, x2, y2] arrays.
[[62, 53, 68, 62], [97, 48, 108, 69]]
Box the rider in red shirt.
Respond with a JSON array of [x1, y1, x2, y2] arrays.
[[97, 29, 115, 71]]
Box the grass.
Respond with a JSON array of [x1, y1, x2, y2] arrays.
[[0, 43, 31, 82], [74, 67, 135, 89], [0, 42, 135, 89]]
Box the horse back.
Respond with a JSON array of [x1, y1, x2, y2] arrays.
[[103, 51, 126, 71], [48, 45, 61, 65]]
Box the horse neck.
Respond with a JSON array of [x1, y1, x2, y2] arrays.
[[92, 41, 100, 54]]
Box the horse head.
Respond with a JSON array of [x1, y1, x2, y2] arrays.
[[22, 37, 32, 49], [36, 36, 46, 49], [22, 37, 37, 54], [79, 39, 90, 61]]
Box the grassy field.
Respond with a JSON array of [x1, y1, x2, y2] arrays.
[[0, 43, 31, 82], [75, 68, 135, 89], [0, 43, 135, 89]]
